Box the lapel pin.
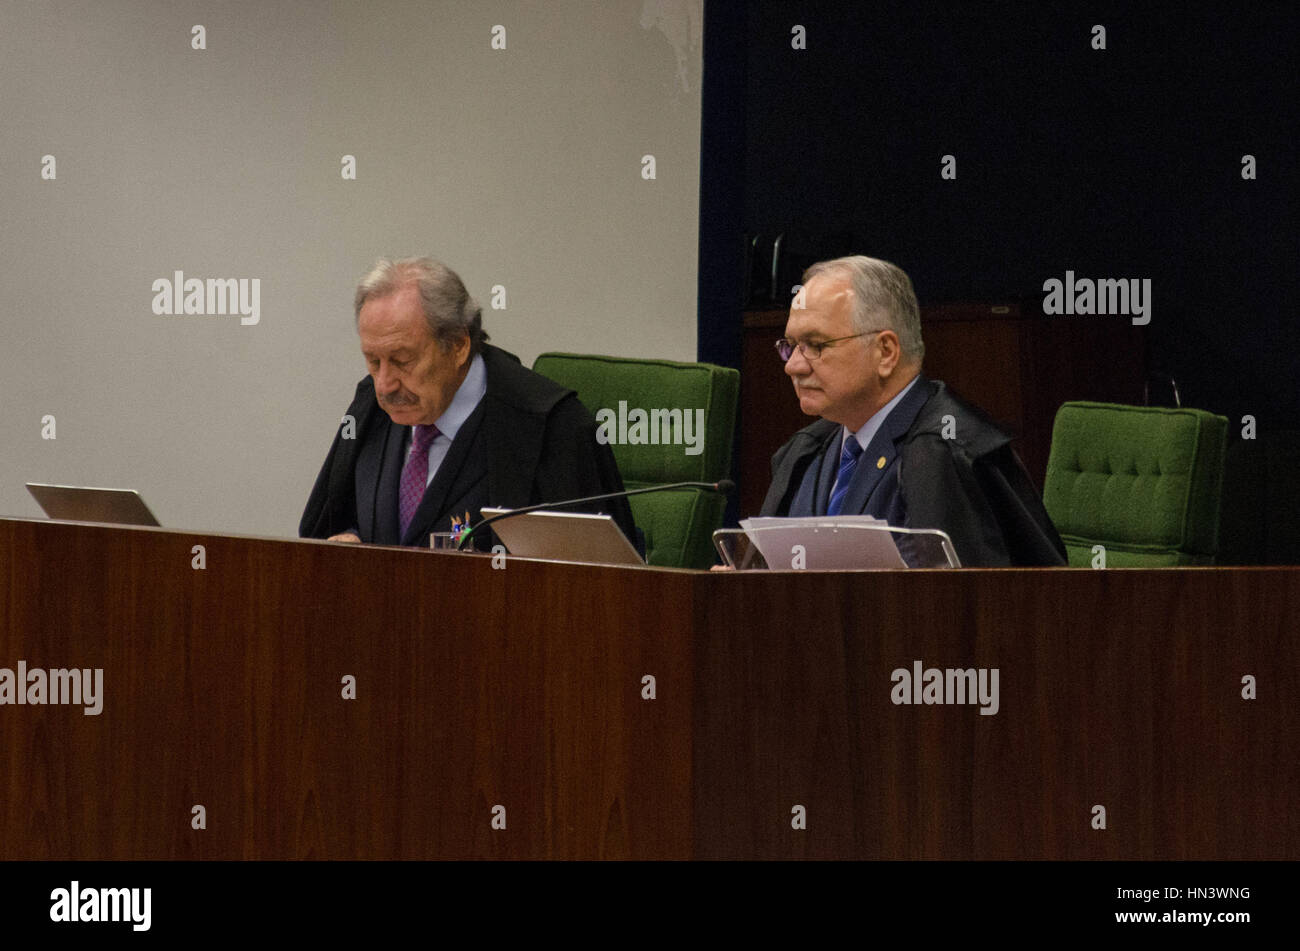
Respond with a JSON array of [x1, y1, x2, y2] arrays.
[[876, 455, 887, 469]]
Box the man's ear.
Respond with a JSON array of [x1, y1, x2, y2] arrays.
[[877, 330, 903, 375], [445, 332, 472, 369]]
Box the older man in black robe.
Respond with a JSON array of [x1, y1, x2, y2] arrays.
[[759, 255, 1065, 567]]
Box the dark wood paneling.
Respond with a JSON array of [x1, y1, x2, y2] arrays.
[[0, 519, 694, 859], [2, 519, 1295, 859], [692, 567, 1298, 859]]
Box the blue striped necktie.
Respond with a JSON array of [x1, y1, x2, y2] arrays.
[[827, 435, 864, 516]]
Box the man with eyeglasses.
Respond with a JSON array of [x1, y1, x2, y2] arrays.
[[758, 255, 1066, 567]]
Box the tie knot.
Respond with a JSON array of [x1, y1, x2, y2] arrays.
[[841, 436, 863, 461], [411, 424, 440, 452]]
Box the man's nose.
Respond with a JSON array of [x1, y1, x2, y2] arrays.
[[784, 347, 811, 378], [373, 361, 400, 393]]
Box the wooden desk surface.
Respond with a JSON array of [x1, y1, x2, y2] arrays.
[[1, 518, 1294, 859]]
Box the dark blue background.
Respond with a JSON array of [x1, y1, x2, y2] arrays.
[[698, 1, 1298, 427]]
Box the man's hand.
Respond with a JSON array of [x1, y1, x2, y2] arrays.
[[328, 532, 361, 543]]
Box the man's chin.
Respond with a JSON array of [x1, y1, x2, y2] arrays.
[[796, 392, 825, 416], [381, 405, 419, 424]]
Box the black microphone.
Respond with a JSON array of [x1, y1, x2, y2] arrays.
[[456, 479, 735, 551]]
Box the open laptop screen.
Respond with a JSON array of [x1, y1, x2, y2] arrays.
[[25, 483, 160, 527]]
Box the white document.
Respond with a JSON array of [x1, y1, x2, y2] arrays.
[[739, 515, 908, 570]]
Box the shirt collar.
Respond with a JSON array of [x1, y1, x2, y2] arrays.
[[431, 352, 487, 442], [843, 373, 921, 452]]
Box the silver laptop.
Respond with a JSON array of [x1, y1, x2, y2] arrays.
[[479, 508, 643, 566], [25, 483, 160, 527]]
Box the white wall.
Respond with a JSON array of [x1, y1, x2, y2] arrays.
[[0, 0, 703, 536]]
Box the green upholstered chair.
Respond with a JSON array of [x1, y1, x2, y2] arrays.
[[532, 352, 739, 569], [1042, 402, 1228, 566]]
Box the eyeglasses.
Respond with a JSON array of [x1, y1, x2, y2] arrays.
[[774, 330, 880, 363]]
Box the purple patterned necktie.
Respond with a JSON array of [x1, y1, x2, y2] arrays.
[[398, 424, 440, 539]]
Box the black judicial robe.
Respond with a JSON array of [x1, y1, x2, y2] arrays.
[[299, 343, 637, 550], [758, 376, 1067, 567]]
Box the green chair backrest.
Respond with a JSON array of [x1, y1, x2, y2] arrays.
[[532, 352, 739, 569], [1043, 401, 1228, 566]]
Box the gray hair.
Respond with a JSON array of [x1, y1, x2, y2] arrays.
[[802, 255, 924, 364], [354, 256, 488, 355]]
